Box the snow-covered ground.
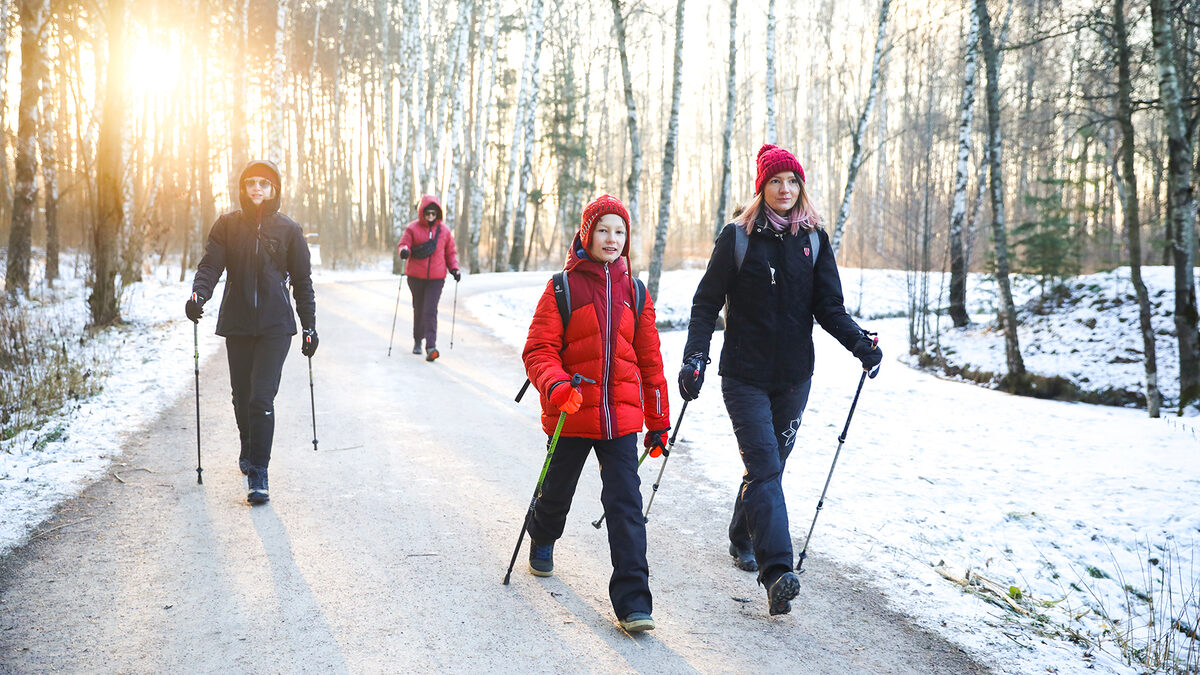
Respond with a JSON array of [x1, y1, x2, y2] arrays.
[[2, 256, 1197, 674], [472, 266, 1200, 675]]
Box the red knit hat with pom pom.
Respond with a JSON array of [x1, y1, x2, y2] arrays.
[[580, 194, 631, 256], [754, 144, 805, 195]]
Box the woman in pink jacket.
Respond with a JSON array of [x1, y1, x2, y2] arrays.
[[397, 195, 460, 361]]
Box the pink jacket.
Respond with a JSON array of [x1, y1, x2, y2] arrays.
[[397, 195, 460, 280]]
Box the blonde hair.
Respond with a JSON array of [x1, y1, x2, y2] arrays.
[[734, 172, 818, 235]]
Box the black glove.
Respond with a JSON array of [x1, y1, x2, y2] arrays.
[[643, 428, 669, 457], [678, 353, 708, 401], [852, 332, 882, 378], [185, 292, 205, 323], [301, 328, 319, 357], [451, 269, 461, 282], [399, 248, 410, 260]]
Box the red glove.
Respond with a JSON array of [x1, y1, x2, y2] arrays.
[[549, 382, 583, 414], [644, 429, 669, 457]]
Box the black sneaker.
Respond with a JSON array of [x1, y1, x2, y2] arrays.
[[729, 543, 758, 572], [426, 348, 439, 362], [768, 572, 800, 615], [412, 341, 422, 355], [247, 467, 270, 505], [528, 540, 554, 577], [619, 612, 655, 632]]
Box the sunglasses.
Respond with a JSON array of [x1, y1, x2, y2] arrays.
[[243, 178, 274, 190]]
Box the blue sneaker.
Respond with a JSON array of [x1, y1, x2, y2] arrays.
[[619, 612, 655, 632], [247, 466, 269, 505], [528, 540, 554, 577]]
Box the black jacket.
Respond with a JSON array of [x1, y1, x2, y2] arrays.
[[682, 218, 864, 386], [192, 160, 316, 337]]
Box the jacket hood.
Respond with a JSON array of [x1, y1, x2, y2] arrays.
[[417, 195, 443, 223], [238, 160, 282, 219]]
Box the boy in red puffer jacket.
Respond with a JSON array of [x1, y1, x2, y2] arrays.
[[522, 194, 671, 633]]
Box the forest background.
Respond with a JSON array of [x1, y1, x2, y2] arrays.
[[2, 0, 1200, 437]]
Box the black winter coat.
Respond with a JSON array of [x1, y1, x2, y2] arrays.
[[192, 161, 315, 337], [682, 218, 864, 386]]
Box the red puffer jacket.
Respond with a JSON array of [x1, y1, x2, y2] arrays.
[[397, 194, 459, 280], [523, 239, 671, 440]]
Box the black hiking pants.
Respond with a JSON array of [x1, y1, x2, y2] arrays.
[[225, 334, 291, 470], [527, 433, 652, 618], [723, 376, 812, 587], [407, 276, 445, 350]]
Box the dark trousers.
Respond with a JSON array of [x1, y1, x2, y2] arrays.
[[407, 276, 445, 349], [225, 335, 291, 470], [723, 376, 812, 586], [527, 433, 652, 618]]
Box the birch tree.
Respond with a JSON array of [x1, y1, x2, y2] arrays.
[[948, 3, 979, 328], [830, 0, 890, 254], [497, 0, 542, 270], [1150, 0, 1199, 411], [647, 0, 685, 298], [611, 0, 642, 262], [975, 0, 1023, 378], [269, 0, 288, 165], [507, 0, 546, 271], [0, 0, 12, 214], [442, 0, 473, 237], [765, 0, 776, 144], [89, 0, 126, 325], [230, 0, 249, 182], [715, 0, 738, 238], [5, 0, 47, 297], [467, 0, 499, 273], [1114, 0, 1159, 417]]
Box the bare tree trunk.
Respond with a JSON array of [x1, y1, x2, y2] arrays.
[[1150, 0, 1199, 411], [269, 0, 288, 165], [975, 0, 1023, 378], [89, 0, 125, 326], [1114, 0, 1159, 417], [468, 0, 499, 273], [507, 0, 545, 272], [5, 0, 46, 297], [948, 2, 979, 328], [0, 0, 13, 217], [497, 1, 541, 270], [231, 0, 249, 183], [765, 0, 776, 144], [715, 0, 737, 238], [831, 0, 890, 255], [443, 0, 473, 238], [647, 0, 686, 298], [611, 0, 642, 263]]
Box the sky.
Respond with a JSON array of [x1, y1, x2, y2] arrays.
[[1, 257, 1197, 675]]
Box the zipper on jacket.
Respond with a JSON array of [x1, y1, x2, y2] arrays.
[[254, 223, 261, 314], [655, 388, 662, 416], [602, 263, 614, 439]]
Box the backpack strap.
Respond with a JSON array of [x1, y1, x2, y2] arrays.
[[632, 277, 647, 341], [516, 271, 573, 403], [734, 225, 821, 272], [809, 230, 820, 263]]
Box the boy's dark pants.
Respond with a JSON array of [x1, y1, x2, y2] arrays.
[[407, 276, 445, 349], [225, 335, 291, 469], [527, 433, 652, 618], [723, 376, 812, 586]]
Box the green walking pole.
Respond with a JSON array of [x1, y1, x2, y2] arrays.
[[503, 373, 593, 585]]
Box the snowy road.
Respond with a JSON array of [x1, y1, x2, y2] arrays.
[[0, 273, 986, 672]]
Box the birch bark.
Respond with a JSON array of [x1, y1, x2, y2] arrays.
[[269, 0, 288, 165], [610, 0, 642, 263], [504, 0, 545, 271], [948, 4, 979, 328], [89, 0, 126, 325], [715, 0, 737, 239], [5, 0, 46, 297], [442, 0, 473, 237], [647, 0, 686, 298], [467, 0, 499, 273], [765, 0, 776, 144]]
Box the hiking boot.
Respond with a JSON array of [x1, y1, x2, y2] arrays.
[[619, 612, 655, 632], [247, 466, 270, 505], [528, 540, 554, 577], [729, 543, 758, 572], [768, 571, 800, 616], [412, 341, 422, 355], [426, 348, 439, 362]]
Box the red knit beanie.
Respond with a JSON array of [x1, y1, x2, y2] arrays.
[[580, 194, 631, 256], [754, 144, 805, 195]]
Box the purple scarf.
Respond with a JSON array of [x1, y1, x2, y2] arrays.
[[762, 206, 811, 234]]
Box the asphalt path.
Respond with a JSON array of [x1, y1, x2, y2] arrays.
[[0, 273, 989, 673]]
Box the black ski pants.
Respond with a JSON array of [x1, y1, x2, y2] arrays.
[[407, 276, 445, 350], [723, 376, 812, 587], [527, 433, 652, 618], [225, 334, 291, 470]]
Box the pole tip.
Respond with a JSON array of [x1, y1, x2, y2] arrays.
[[502, 575, 511, 585]]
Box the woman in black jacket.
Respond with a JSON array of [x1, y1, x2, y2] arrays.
[[679, 144, 881, 616], [186, 160, 317, 505]]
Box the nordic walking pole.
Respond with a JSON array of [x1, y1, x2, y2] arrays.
[[642, 400, 689, 523], [308, 356, 318, 451], [591, 448, 650, 529], [503, 373, 593, 585], [796, 365, 874, 574], [192, 317, 203, 485], [387, 258, 407, 356], [449, 278, 459, 349]]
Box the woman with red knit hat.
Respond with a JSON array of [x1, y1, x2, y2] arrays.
[[678, 144, 882, 616], [522, 194, 671, 633]]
